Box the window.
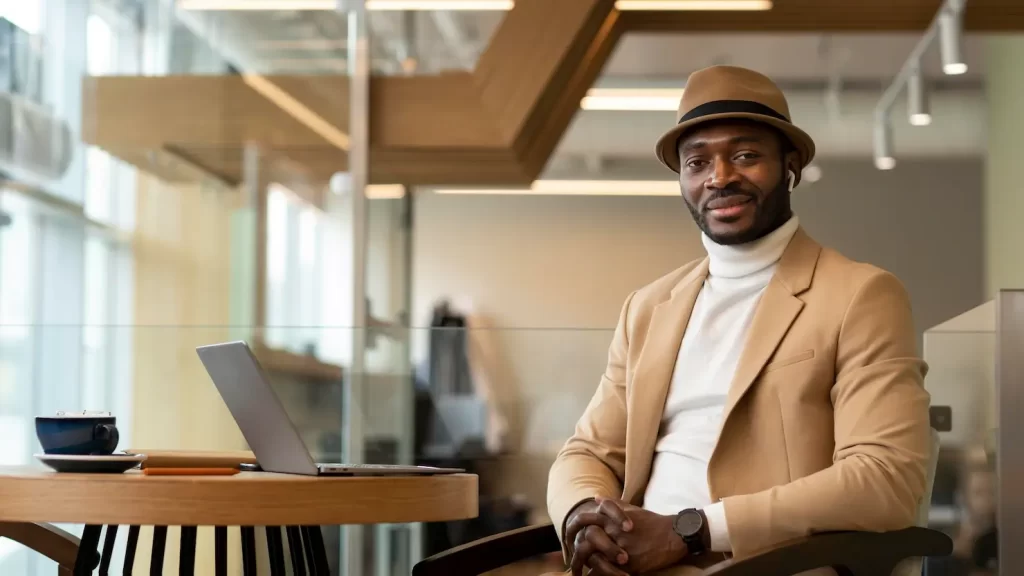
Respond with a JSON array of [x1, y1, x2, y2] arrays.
[[0, 3, 41, 34], [265, 184, 329, 357], [0, 2, 138, 573]]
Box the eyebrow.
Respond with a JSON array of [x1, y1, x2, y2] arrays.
[[680, 134, 768, 155]]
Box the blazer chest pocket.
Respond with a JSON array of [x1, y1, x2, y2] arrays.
[[763, 349, 815, 373]]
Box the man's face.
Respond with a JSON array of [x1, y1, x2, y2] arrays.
[[677, 120, 796, 245]]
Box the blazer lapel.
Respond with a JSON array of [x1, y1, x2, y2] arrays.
[[722, 279, 803, 423], [721, 227, 822, 428], [622, 260, 708, 503]]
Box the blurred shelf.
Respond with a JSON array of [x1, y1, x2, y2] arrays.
[[253, 344, 343, 382]]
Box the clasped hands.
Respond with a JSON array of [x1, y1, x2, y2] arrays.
[[564, 496, 687, 576]]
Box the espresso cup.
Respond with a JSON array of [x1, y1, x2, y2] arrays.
[[35, 414, 119, 456]]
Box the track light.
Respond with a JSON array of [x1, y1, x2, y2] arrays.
[[874, 119, 896, 171], [907, 66, 932, 126], [939, 9, 968, 75]]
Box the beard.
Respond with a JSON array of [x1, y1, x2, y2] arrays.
[[684, 176, 791, 246]]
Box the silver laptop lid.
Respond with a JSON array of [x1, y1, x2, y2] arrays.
[[196, 341, 319, 475]]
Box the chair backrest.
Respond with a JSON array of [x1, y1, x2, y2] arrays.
[[892, 428, 941, 576]]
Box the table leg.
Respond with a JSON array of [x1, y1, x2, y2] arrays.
[[122, 526, 140, 576], [215, 526, 228, 576], [266, 526, 286, 575], [302, 526, 330, 575], [179, 526, 197, 576], [98, 525, 118, 575], [241, 526, 257, 576], [150, 526, 167, 576], [73, 525, 101, 576], [286, 526, 307, 576]]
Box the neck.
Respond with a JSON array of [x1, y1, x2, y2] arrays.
[[703, 215, 799, 279]]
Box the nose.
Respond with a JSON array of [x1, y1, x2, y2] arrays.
[[706, 157, 741, 190]]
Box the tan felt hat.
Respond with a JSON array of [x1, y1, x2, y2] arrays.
[[655, 65, 816, 174]]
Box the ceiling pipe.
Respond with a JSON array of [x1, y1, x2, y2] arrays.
[[873, 0, 968, 169]]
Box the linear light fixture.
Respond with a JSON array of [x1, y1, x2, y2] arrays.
[[367, 0, 512, 9], [179, 0, 771, 10], [177, 0, 513, 10], [366, 184, 406, 199], [615, 0, 772, 10], [580, 88, 681, 111], [434, 180, 679, 196]]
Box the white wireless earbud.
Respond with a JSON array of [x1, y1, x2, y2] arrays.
[[787, 170, 797, 192]]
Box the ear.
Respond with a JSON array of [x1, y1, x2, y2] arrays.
[[785, 151, 801, 190]]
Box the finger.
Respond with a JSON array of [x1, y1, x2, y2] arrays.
[[587, 552, 631, 576], [585, 525, 629, 565], [565, 511, 606, 548], [567, 512, 615, 545], [596, 498, 633, 532], [570, 539, 594, 576]]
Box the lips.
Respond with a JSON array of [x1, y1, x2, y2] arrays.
[[705, 195, 753, 211]]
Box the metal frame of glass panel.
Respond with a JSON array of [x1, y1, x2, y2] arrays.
[[997, 289, 1024, 576], [338, 1, 370, 575]]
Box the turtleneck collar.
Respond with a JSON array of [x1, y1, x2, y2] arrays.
[[702, 215, 800, 279]]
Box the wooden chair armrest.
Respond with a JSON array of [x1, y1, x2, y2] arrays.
[[412, 523, 560, 576], [0, 522, 83, 572], [704, 527, 953, 576]]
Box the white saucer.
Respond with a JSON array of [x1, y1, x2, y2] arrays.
[[35, 453, 147, 474]]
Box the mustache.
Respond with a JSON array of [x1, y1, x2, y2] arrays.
[[700, 188, 756, 211]]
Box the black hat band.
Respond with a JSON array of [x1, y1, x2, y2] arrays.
[[679, 99, 790, 124]]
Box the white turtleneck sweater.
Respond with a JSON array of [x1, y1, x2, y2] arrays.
[[642, 216, 800, 552]]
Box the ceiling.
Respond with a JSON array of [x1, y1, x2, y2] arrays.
[[601, 32, 987, 84], [86, 0, 1006, 188], [552, 30, 989, 174]]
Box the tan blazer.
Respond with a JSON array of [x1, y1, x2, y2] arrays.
[[547, 228, 932, 571]]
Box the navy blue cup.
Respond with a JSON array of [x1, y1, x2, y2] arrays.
[[35, 416, 119, 455]]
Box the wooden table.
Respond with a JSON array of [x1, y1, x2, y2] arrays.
[[0, 467, 479, 575]]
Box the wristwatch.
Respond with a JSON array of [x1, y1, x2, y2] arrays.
[[672, 508, 710, 556]]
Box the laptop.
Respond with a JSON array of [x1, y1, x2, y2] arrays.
[[196, 341, 463, 477]]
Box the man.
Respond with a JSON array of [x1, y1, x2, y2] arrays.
[[546, 66, 932, 576]]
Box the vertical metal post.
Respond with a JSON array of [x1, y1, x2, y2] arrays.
[[243, 142, 266, 347], [998, 289, 1024, 576], [339, 1, 370, 575]]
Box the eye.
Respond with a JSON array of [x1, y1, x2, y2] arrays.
[[685, 158, 708, 170], [735, 151, 761, 161]]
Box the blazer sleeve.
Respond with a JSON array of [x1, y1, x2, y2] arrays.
[[547, 291, 636, 552], [721, 271, 932, 558]]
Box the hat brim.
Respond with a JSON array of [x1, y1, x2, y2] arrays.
[[655, 112, 816, 175]]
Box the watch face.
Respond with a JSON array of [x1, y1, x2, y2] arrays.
[[674, 510, 703, 537]]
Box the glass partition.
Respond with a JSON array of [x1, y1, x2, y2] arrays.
[[0, 323, 606, 575], [923, 301, 1000, 575]]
